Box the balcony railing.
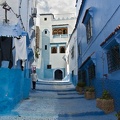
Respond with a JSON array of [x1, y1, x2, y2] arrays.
[[53, 34, 69, 38]]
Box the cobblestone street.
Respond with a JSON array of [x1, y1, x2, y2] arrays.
[[0, 80, 116, 120]]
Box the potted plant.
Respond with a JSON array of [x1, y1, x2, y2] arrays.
[[96, 90, 114, 114], [76, 81, 86, 94], [85, 86, 95, 99], [115, 112, 120, 120]]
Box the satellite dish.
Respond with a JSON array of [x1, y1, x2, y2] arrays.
[[0, 0, 6, 6]]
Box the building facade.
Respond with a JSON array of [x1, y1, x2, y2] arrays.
[[0, 0, 37, 112], [66, 29, 78, 85], [75, 0, 120, 111], [36, 14, 76, 80]]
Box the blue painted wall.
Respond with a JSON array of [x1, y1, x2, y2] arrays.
[[0, 35, 33, 113], [41, 30, 51, 79], [75, 0, 120, 111], [70, 73, 78, 86], [0, 68, 31, 113], [37, 68, 65, 80]]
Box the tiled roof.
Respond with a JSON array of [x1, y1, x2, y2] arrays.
[[100, 25, 120, 46]]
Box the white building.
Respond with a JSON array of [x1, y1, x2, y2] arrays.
[[36, 13, 76, 80], [66, 28, 78, 85]]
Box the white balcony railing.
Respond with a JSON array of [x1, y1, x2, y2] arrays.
[[53, 34, 69, 38]]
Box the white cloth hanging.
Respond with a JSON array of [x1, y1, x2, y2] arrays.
[[14, 36, 27, 65]]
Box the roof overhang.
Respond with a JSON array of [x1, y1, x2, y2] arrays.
[[100, 26, 120, 50]]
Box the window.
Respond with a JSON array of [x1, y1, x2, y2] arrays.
[[82, 8, 93, 43], [107, 45, 120, 73], [58, 29, 62, 34], [86, 18, 92, 42], [44, 18, 47, 21], [47, 65, 51, 69], [53, 29, 57, 35], [88, 64, 96, 80], [51, 47, 57, 53], [52, 27, 68, 35], [45, 45, 47, 50], [63, 29, 67, 34], [71, 46, 74, 58], [60, 46, 65, 53], [45, 30, 47, 34]]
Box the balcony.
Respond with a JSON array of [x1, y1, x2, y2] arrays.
[[53, 34, 69, 38]]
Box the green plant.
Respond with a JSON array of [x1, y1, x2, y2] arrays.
[[77, 81, 86, 87], [85, 86, 95, 92], [35, 49, 39, 58], [115, 112, 120, 118], [101, 90, 112, 100]]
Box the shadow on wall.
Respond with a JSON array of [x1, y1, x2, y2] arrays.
[[0, 68, 31, 113]]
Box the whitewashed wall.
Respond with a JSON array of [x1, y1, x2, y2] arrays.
[[68, 29, 78, 76], [37, 14, 76, 69]]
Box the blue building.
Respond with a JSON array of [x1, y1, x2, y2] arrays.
[[74, 0, 120, 111]]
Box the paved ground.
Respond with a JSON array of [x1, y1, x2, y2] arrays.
[[0, 80, 117, 120]]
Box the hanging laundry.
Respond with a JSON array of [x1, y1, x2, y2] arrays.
[[0, 37, 13, 69], [14, 36, 27, 66], [20, 59, 26, 71]]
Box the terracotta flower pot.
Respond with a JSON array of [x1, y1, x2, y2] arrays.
[[96, 98, 114, 113], [85, 91, 95, 99], [76, 86, 79, 92], [78, 87, 84, 94], [118, 117, 120, 120]]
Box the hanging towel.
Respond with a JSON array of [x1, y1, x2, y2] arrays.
[[0, 37, 13, 69], [14, 36, 27, 65]]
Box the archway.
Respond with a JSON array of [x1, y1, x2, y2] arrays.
[[54, 69, 63, 80]]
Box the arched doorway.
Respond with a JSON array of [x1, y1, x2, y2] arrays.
[[54, 69, 63, 80]]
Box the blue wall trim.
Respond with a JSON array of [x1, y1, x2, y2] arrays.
[[37, 68, 65, 80]]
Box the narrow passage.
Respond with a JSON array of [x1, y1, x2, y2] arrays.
[[0, 80, 116, 120]]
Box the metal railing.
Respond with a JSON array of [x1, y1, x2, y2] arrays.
[[107, 46, 120, 73]]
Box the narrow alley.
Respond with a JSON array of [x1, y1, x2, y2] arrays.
[[0, 0, 120, 119], [0, 80, 116, 120]]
